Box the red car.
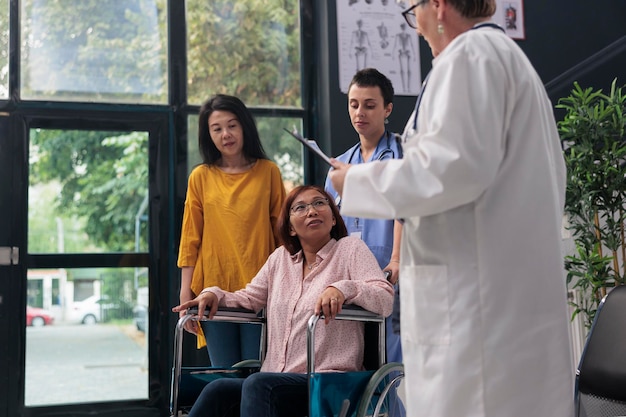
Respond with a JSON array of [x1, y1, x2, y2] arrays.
[[26, 306, 55, 327]]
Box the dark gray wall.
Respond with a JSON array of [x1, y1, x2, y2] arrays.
[[309, 0, 626, 185]]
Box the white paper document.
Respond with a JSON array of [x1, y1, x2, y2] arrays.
[[283, 128, 333, 166]]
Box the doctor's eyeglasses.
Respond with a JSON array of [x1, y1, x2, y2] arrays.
[[401, 0, 429, 29], [290, 198, 330, 217]]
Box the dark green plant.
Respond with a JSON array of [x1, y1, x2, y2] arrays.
[[557, 79, 626, 328]]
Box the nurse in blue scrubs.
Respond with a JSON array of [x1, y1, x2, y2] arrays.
[[325, 67, 405, 417]]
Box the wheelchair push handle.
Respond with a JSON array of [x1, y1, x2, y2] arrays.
[[384, 270, 392, 281]]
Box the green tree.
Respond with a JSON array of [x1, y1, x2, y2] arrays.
[[28, 181, 98, 253], [186, 0, 301, 107], [558, 80, 626, 327], [24, 0, 304, 252], [30, 130, 148, 251]]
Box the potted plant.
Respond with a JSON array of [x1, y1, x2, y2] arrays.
[[557, 79, 626, 329]]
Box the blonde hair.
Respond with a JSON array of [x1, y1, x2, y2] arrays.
[[446, 0, 496, 18]]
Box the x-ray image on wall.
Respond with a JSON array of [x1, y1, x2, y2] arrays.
[[336, 0, 422, 96]]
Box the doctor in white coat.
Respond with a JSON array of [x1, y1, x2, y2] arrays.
[[329, 0, 575, 416]]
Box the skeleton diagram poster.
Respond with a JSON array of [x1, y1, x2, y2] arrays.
[[336, 1, 422, 96]]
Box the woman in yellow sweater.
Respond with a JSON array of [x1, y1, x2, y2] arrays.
[[178, 94, 286, 367]]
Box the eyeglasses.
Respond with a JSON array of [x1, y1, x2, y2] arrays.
[[290, 198, 330, 217], [401, 0, 428, 29]]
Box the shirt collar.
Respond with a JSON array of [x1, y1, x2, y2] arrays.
[[291, 238, 338, 266]]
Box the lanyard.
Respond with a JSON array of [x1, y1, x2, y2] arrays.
[[411, 22, 505, 131], [411, 72, 431, 131]]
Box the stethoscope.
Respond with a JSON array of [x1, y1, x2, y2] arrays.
[[347, 131, 398, 164], [410, 22, 506, 132], [336, 131, 399, 210]]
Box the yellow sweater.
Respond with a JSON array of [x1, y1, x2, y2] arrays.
[[178, 159, 286, 296]]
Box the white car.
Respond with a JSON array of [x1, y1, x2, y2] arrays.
[[67, 295, 105, 325]]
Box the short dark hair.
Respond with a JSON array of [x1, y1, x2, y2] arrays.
[[197, 94, 269, 165], [277, 185, 348, 255], [348, 68, 394, 106], [447, 0, 496, 18]]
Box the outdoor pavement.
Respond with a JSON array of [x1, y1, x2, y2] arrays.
[[25, 323, 148, 406]]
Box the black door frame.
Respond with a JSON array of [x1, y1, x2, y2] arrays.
[[0, 107, 177, 417]]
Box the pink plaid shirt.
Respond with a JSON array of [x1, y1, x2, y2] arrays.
[[204, 237, 394, 373]]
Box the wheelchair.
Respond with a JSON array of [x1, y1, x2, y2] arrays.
[[170, 305, 404, 417]]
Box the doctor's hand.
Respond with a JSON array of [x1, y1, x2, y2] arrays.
[[328, 159, 352, 197], [172, 290, 219, 322]]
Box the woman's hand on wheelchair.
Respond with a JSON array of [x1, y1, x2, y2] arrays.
[[172, 290, 219, 323], [178, 309, 199, 334], [315, 287, 345, 324]]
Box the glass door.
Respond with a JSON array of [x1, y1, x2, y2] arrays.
[[0, 112, 172, 417], [26, 126, 150, 406]]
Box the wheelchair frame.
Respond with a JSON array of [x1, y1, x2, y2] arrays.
[[170, 305, 403, 417], [308, 306, 404, 417], [170, 308, 266, 417]]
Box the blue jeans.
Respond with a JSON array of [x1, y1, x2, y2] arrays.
[[201, 321, 262, 367], [186, 372, 308, 417]]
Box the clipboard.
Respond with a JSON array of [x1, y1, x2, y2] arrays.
[[283, 128, 333, 166]]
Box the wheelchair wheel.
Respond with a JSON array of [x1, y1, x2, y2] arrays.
[[355, 362, 404, 417]]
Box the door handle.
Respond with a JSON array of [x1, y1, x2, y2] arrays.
[[0, 246, 19, 265]]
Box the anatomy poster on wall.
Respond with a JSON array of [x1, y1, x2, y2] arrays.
[[493, 0, 525, 39], [336, 0, 422, 96]]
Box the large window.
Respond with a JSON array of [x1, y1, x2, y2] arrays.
[[185, 0, 301, 107], [20, 0, 168, 103], [184, 0, 305, 187]]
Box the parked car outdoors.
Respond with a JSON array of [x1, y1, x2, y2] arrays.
[[132, 305, 147, 332], [67, 295, 133, 325], [133, 286, 148, 333], [26, 305, 55, 327]]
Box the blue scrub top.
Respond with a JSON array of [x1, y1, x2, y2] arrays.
[[324, 131, 402, 269]]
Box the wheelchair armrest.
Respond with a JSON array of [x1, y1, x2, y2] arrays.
[[180, 306, 264, 325], [306, 305, 386, 375], [335, 305, 386, 322]]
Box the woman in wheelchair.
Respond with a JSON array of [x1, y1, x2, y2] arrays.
[[172, 184, 394, 417]]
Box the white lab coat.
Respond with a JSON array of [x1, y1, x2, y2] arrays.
[[340, 25, 575, 417]]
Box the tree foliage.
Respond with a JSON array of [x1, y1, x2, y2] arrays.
[[558, 79, 626, 328], [30, 130, 148, 252], [21, 0, 167, 102], [24, 0, 304, 252], [186, 0, 301, 107]]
